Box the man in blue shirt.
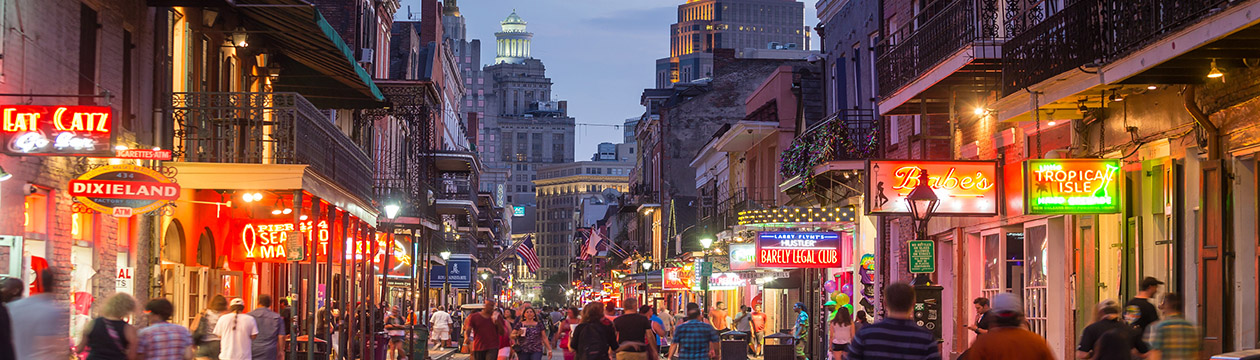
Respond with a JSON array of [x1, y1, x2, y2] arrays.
[[247, 294, 287, 360], [792, 302, 809, 360], [668, 303, 719, 360], [846, 283, 941, 360]]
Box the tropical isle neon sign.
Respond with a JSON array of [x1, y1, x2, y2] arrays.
[[1025, 159, 1121, 214], [866, 160, 1001, 216]]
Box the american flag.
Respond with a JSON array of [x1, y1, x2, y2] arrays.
[[517, 235, 541, 272]]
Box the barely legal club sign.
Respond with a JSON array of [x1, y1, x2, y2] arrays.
[[756, 231, 841, 268], [1, 105, 114, 156], [1025, 159, 1121, 214], [69, 164, 179, 217], [866, 160, 1000, 216]]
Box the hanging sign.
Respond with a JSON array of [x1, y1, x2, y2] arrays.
[[662, 265, 695, 291], [284, 231, 306, 261], [865, 160, 1000, 216], [431, 257, 474, 289], [728, 243, 756, 271], [69, 164, 178, 217], [237, 220, 330, 262], [114, 148, 172, 160], [1, 105, 114, 156], [1024, 159, 1121, 214], [755, 231, 842, 268]]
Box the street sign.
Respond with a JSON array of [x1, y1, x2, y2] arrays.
[[908, 240, 935, 273], [284, 231, 306, 261]]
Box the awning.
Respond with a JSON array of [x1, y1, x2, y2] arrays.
[[168, 162, 379, 226], [235, 0, 385, 107]]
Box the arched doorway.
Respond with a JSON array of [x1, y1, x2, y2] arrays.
[[196, 229, 215, 267], [162, 220, 185, 264]]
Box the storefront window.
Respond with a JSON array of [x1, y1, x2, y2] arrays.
[[983, 234, 1000, 290], [24, 194, 47, 235], [1026, 226, 1048, 287], [71, 213, 94, 241]]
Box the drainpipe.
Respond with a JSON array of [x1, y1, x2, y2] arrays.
[[1182, 85, 1220, 160]]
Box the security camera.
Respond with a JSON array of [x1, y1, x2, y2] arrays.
[[23, 184, 38, 194]]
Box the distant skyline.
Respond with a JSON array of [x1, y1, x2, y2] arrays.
[[398, 0, 820, 157]]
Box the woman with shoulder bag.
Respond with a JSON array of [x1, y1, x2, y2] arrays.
[[76, 293, 139, 360], [569, 303, 615, 360], [191, 295, 228, 360], [553, 308, 580, 360], [513, 308, 552, 360]]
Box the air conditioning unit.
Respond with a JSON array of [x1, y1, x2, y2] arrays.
[[786, 43, 798, 49], [768, 42, 781, 49], [359, 48, 374, 65]]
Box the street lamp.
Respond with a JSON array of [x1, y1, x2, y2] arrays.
[[440, 251, 451, 308], [905, 170, 939, 286], [699, 238, 713, 312], [641, 261, 653, 271]]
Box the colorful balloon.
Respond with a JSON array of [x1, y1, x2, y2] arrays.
[[841, 284, 852, 295], [824, 280, 838, 293], [836, 293, 851, 306]]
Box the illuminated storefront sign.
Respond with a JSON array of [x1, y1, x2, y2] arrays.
[[756, 231, 841, 268], [114, 148, 172, 160], [238, 220, 330, 262], [662, 265, 695, 290], [705, 272, 749, 290], [69, 164, 178, 217], [1, 105, 114, 156], [1024, 159, 1121, 214], [729, 243, 755, 271], [866, 160, 1000, 216], [513, 206, 525, 217]]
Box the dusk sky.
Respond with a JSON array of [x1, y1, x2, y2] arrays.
[[397, 0, 820, 157]]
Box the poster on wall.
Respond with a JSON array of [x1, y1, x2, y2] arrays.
[[1024, 159, 1122, 214], [865, 160, 1000, 216], [69, 164, 179, 217], [755, 231, 842, 268]]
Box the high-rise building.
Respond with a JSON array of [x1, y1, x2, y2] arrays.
[[655, 0, 809, 88], [530, 158, 633, 282], [444, 0, 490, 166], [478, 11, 577, 206]]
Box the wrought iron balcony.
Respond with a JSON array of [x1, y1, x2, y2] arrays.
[[437, 175, 475, 201], [699, 187, 778, 231], [780, 110, 879, 181], [1104, 0, 1235, 60], [1002, 0, 1103, 95], [876, 0, 1001, 99], [171, 92, 374, 201]]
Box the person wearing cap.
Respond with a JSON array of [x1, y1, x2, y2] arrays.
[[1126, 277, 1164, 337], [791, 302, 809, 360], [213, 298, 259, 360], [965, 293, 1053, 360], [1076, 299, 1147, 359], [846, 283, 939, 360]]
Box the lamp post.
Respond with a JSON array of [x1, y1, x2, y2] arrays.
[[440, 251, 451, 308], [699, 238, 713, 311], [904, 170, 939, 286], [641, 261, 653, 306]]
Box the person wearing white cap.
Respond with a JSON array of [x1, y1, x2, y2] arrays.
[[965, 293, 1054, 360], [213, 298, 259, 360]]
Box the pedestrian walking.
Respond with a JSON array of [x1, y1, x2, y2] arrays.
[[76, 292, 139, 360], [246, 295, 285, 360], [733, 305, 752, 354], [0, 278, 17, 360], [749, 304, 767, 356], [1143, 293, 1200, 360], [495, 308, 515, 360], [430, 306, 454, 349], [0, 277, 22, 303], [846, 283, 940, 360], [464, 300, 505, 360], [385, 306, 407, 360], [137, 298, 194, 360], [1126, 277, 1163, 337], [213, 298, 259, 360], [644, 305, 666, 360], [853, 310, 870, 334], [611, 298, 652, 360], [554, 307, 580, 360], [1076, 300, 1146, 359], [964, 293, 1053, 360], [791, 302, 809, 360], [570, 302, 616, 360], [667, 303, 719, 360], [514, 307, 553, 360], [708, 302, 729, 332], [192, 295, 229, 360], [966, 297, 994, 335], [9, 269, 69, 360], [828, 306, 853, 360]]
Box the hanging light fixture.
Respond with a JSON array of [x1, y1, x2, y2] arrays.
[[904, 169, 940, 239], [231, 27, 249, 47], [1207, 59, 1224, 79], [0, 165, 11, 182], [1109, 90, 1124, 102]]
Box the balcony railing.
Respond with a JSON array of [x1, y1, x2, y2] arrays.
[[1002, 0, 1103, 95], [437, 176, 475, 201], [1104, 0, 1232, 60], [876, 0, 1001, 99], [172, 92, 374, 201], [780, 110, 879, 181], [699, 187, 777, 231]]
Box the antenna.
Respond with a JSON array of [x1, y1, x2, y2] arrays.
[[406, 6, 413, 19]]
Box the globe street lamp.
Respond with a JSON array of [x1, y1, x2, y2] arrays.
[[440, 251, 452, 308], [699, 238, 714, 312], [641, 261, 653, 306]]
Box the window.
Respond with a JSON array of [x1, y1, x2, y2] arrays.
[[71, 212, 94, 241], [24, 194, 47, 235], [79, 4, 99, 106]]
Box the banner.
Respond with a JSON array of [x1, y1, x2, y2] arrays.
[[866, 160, 1000, 216]]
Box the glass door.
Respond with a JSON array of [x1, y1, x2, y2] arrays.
[[1024, 224, 1048, 337]]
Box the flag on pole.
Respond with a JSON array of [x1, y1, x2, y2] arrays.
[[584, 228, 603, 258], [518, 235, 541, 272]]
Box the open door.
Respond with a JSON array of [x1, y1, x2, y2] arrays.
[[0, 236, 23, 279]]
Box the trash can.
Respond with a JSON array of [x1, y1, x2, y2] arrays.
[[294, 336, 331, 360], [411, 325, 429, 360], [763, 332, 795, 360], [1212, 350, 1260, 360], [720, 331, 748, 360]]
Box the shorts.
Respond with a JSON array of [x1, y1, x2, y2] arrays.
[[391, 335, 405, 343], [431, 327, 451, 341], [831, 343, 848, 352], [472, 350, 497, 360], [616, 350, 649, 360]]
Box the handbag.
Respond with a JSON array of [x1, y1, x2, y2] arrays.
[[192, 314, 209, 345]]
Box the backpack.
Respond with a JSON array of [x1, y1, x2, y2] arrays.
[[575, 322, 612, 360]]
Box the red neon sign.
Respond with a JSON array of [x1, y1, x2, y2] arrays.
[[662, 266, 695, 291], [755, 231, 842, 268], [866, 160, 1001, 216], [1, 105, 114, 156], [238, 220, 330, 262], [114, 148, 173, 160]]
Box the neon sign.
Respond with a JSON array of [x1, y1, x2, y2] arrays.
[[1, 105, 113, 156], [69, 164, 178, 217], [755, 231, 841, 268], [1025, 159, 1121, 214], [239, 220, 330, 262], [866, 160, 1000, 216], [729, 243, 756, 270], [662, 265, 695, 290]]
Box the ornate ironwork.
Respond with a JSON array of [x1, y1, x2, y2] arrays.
[[779, 110, 879, 182], [170, 92, 374, 201], [361, 84, 439, 222], [1102, 0, 1232, 60], [876, 0, 1002, 99], [1002, 0, 1103, 95]]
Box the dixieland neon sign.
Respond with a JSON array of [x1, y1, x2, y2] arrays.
[[1, 105, 114, 156], [755, 231, 842, 268], [1025, 159, 1121, 214], [69, 164, 178, 217], [239, 220, 330, 262]]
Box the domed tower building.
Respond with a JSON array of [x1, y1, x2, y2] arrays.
[[495, 11, 533, 64]]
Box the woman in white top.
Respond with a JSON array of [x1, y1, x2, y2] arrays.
[[829, 307, 854, 360]]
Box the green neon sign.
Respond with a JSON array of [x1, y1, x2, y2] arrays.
[[1025, 159, 1122, 214]]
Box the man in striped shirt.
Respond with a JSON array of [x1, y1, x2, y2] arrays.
[[845, 283, 940, 360]]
